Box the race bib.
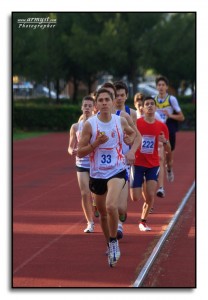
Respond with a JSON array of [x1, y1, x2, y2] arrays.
[[141, 135, 155, 154], [157, 109, 167, 123], [98, 149, 113, 170]]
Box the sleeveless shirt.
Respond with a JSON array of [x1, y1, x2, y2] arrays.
[[87, 114, 126, 179], [75, 120, 90, 169]]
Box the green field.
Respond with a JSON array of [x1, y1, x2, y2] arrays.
[[13, 131, 49, 141]]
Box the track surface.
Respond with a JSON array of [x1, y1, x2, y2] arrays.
[[141, 189, 196, 287], [13, 131, 195, 287]]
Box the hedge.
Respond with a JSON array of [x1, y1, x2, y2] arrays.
[[179, 103, 195, 130], [13, 103, 82, 131], [13, 100, 195, 131]]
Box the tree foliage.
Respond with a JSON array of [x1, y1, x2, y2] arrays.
[[12, 12, 196, 101], [140, 13, 196, 88]]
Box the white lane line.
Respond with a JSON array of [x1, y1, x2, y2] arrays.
[[132, 181, 196, 288]]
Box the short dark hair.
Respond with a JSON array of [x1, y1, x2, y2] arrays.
[[155, 75, 169, 86], [95, 88, 113, 102], [134, 92, 144, 103], [143, 96, 156, 106], [101, 82, 116, 97], [82, 95, 95, 104], [114, 81, 128, 95]]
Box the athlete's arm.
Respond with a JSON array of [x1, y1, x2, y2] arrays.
[[164, 109, 185, 122], [164, 96, 185, 122], [120, 111, 141, 145], [120, 117, 141, 164], [77, 121, 109, 158], [159, 124, 171, 155], [130, 108, 137, 124], [68, 123, 78, 156]]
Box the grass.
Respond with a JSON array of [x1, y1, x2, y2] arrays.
[[13, 130, 50, 141]]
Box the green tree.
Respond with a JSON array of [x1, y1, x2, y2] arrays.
[[13, 12, 195, 101], [140, 13, 196, 90], [99, 13, 166, 91], [60, 13, 118, 101]]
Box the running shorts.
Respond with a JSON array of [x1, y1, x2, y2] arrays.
[[76, 166, 90, 173], [89, 169, 128, 195], [130, 165, 160, 188]]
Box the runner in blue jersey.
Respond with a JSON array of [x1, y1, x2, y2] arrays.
[[154, 75, 185, 185], [114, 81, 137, 124]]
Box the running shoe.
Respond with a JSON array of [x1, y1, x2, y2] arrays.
[[108, 240, 121, 267], [156, 186, 165, 198], [166, 169, 174, 182], [119, 213, 127, 223], [139, 222, 151, 231], [84, 222, 94, 233]]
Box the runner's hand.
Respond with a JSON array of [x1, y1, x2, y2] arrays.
[[96, 132, 109, 145], [125, 151, 135, 165]]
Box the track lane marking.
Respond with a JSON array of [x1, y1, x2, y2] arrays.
[[132, 181, 195, 287]]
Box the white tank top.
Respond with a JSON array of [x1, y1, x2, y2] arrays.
[[75, 120, 90, 169], [87, 114, 126, 179], [115, 110, 130, 155]]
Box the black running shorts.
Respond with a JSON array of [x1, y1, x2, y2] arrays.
[[89, 169, 127, 195], [76, 166, 90, 173]]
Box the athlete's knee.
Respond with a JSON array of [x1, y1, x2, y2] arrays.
[[146, 193, 155, 204], [106, 202, 117, 215], [131, 194, 139, 202], [130, 189, 141, 201], [80, 190, 89, 200]]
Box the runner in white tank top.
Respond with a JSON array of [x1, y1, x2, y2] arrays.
[[77, 88, 140, 267], [68, 96, 95, 233], [87, 114, 126, 179], [75, 120, 90, 169], [100, 82, 142, 241]]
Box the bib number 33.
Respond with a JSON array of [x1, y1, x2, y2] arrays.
[[101, 154, 111, 164]]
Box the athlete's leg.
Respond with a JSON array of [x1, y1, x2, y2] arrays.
[[142, 180, 147, 201], [77, 172, 93, 223], [156, 143, 165, 198], [166, 149, 174, 170], [94, 192, 109, 243], [166, 132, 175, 182], [130, 186, 142, 202], [141, 180, 157, 220], [129, 165, 143, 202], [106, 177, 125, 238], [118, 181, 128, 215], [157, 143, 165, 189], [117, 181, 128, 239], [91, 192, 99, 217]]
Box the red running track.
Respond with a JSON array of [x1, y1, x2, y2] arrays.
[[142, 189, 196, 287], [13, 131, 195, 287]]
